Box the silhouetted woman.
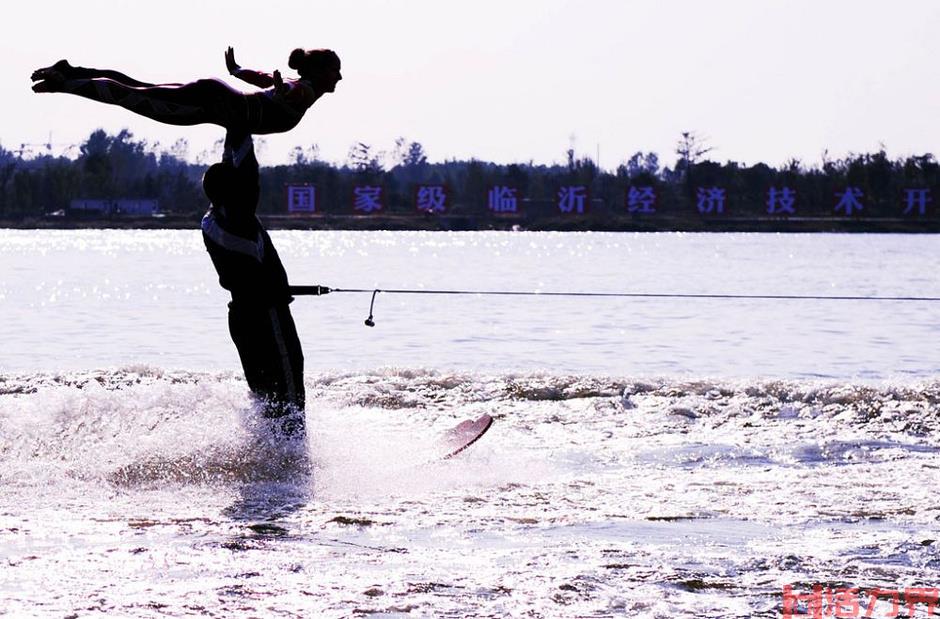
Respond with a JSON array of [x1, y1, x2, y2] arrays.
[[31, 47, 341, 135]]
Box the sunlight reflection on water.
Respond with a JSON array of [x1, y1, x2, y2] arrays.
[[1, 229, 939, 379]]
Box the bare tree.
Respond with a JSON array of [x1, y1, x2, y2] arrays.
[[675, 131, 713, 192], [675, 131, 712, 169], [347, 142, 383, 174]]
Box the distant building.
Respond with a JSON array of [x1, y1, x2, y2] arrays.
[[69, 199, 109, 215], [69, 199, 160, 217]]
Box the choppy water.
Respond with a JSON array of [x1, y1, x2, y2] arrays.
[[2, 368, 939, 617], [2, 231, 940, 617]]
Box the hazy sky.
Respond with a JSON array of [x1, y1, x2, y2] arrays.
[[5, 0, 939, 168]]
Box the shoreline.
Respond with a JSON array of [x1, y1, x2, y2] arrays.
[[3, 214, 940, 233]]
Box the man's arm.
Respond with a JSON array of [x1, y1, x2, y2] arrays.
[[223, 131, 257, 171], [221, 131, 261, 224]]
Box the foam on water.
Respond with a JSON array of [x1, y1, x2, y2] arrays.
[[2, 366, 939, 616]]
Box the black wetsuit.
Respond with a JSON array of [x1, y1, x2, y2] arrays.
[[40, 71, 307, 135], [201, 134, 305, 437]]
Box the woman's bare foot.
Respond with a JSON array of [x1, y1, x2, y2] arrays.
[[31, 73, 64, 93], [31, 59, 72, 82]]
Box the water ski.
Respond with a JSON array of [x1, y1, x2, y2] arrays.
[[437, 413, 493, 460]]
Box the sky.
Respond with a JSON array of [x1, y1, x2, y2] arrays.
[[4, 0, 939, 169]]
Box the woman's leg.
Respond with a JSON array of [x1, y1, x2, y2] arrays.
[[32, 59, 176, 88], [32, 77, 242, 128]]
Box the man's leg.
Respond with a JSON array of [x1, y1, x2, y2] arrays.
[[260, 304, 305, 437], [228, 302, 306, 438]]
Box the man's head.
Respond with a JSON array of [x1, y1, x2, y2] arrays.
[[203, 162, 233, 206], [203, 161, 259, 209]]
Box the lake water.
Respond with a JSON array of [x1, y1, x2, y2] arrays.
[[1, 230, 939, 617], [2, 229, 940, 378]]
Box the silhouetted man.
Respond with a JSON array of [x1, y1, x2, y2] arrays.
[[201, 132, 305, 438]]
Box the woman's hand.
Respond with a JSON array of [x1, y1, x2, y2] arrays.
[[272, 69, 288, 96], [225, 46, 240, 75]]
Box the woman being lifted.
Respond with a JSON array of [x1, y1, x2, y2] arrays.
[[31, 47, 341, 135]]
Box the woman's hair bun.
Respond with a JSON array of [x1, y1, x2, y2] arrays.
[[288, 48, 306, 70]]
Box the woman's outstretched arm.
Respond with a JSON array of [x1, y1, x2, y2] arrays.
[[225, 47, 276, 89]]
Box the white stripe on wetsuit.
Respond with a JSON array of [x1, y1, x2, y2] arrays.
[[89, 80, 201, 116], [267, 307, 297, 403], [201, 212, 265, 262]]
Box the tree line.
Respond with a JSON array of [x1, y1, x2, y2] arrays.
[[2, 129, 939, 224]]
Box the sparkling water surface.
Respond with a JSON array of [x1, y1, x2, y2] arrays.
[[1, 230, 939, 617], [2, 229, 940, 378]]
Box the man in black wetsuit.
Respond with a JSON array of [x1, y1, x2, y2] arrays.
[[201, 132, 305, 439]]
